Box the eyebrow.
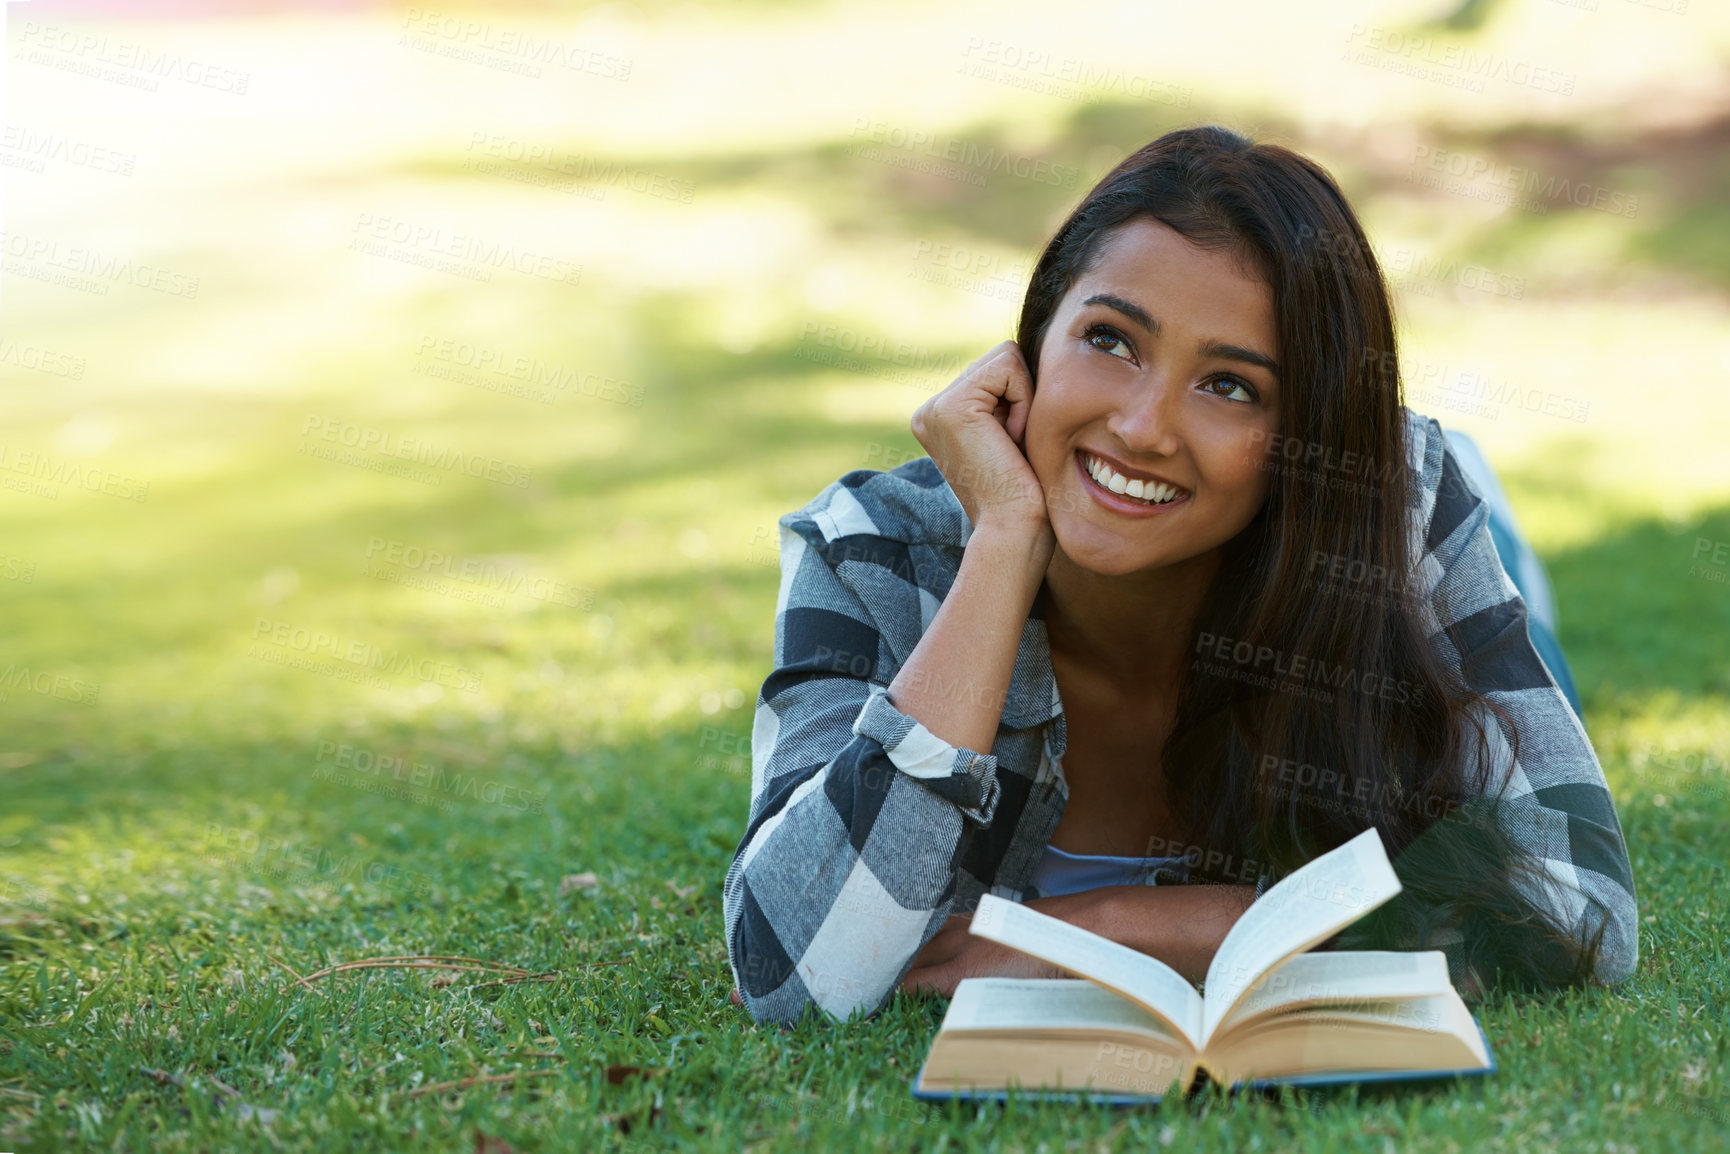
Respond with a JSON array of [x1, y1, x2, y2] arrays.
[[1082, 292, 1281, 378]]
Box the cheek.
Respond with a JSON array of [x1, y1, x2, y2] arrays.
[[1201, 434, 1274, 509], [1021, 385, 1069, 474]]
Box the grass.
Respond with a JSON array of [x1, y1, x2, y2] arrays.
[[4, 1, 1730, 1150]]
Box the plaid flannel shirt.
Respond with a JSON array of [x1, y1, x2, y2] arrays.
[[723, 407, 1639, 1026]]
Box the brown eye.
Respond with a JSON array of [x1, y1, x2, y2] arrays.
[[1202, 374, 1257, 403], [1084, 324, 1134, 362]]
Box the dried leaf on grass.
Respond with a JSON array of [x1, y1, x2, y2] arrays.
[[604, 1065, 657, 1084], [560, 872, 601, 895]]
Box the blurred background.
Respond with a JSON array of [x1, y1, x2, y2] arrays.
[[2, 0, 1728, 1145]]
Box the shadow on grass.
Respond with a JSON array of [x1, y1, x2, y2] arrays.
[[397, 97, 1297, 256], [396, 69, 1730, 299], [1351, 102, 1730, 293]]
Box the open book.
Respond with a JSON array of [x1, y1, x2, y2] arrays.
[[914, 828, 1495, 1102]]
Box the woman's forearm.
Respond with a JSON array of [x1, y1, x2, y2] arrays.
[[1042, 883, 1259, 984], [886, 522, 1053, 755]]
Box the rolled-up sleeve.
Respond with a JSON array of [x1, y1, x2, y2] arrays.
[[1420, 424, 1639, 984], [721, 493, 1003, 1027]]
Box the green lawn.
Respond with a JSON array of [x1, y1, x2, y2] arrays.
[[4, 2, 1730, 1150]]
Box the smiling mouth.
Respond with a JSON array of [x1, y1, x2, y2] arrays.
[[1077, 450, 1190, 507]]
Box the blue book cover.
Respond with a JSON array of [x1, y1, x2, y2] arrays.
[[910, 1017, 1496, 1106]]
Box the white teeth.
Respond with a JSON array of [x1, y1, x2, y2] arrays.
[[1083, 453, 1184, 505]]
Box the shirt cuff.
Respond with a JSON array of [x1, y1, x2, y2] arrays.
[[851, 684, 1003, 825]]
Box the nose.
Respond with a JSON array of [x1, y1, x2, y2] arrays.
[[1105, 370, 1183, 458]]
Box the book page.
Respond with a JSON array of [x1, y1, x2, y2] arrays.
[[1200, 827, 1402, 1045], [969, 894, 1204, 1048], [942, 977, 1180, 1040], [919, 1035, 1193, 1100], [1217, 950, 1452, 1034], [1204, 989, 1489, 1087]]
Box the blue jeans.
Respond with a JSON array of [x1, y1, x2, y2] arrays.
[[1440, 430, 1584, 723]]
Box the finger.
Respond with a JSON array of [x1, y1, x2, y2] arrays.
[[909, 933, 965, 970], [899, 965, 956, 998], [1001, 356, 1035, 445], [969, 343, 1019, 401]]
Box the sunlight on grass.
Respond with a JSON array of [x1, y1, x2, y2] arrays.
[[3, 1, 1730, 1150]]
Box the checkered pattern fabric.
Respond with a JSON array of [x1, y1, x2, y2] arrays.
[[722, 408, 1638, 1026]]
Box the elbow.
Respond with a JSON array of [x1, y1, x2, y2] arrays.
[[1551, 883, 1639, 989], [727, 935, 893, 1029], [723, 888, 906, 1029], [1590, 904, 1640, 987], [722, 883, 892, 1030]]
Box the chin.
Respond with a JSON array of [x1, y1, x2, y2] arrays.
[[1050, 516, 1171, 576]]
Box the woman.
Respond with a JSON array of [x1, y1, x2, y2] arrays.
[[723, 126, 1637, 1028]]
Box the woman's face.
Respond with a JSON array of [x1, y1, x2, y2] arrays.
[[1023, 216, 1282, 577]]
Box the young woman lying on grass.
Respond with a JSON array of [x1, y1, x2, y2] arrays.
[[722, 125, 1637, 1027]]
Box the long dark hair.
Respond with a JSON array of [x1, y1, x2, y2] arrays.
[[1016, 125, 1609, 994]]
